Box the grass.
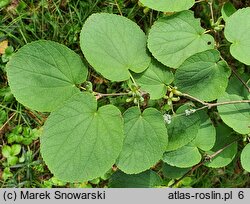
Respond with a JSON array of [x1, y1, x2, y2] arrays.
[[0, 0, 249, 188]]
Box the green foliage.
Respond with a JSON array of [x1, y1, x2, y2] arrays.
[[166, 105, 200, 151], [221, 2, 236, 21], [205, 124, 238, 168], [241, 144, 250, 172], [109, 170, 162, 188], [80, 13, 150, 81], [2, 0, 250, 187], [133, 60, 174, 100], [162, 163, 190, 179], [217, 76, 250, 134], [6, 40, 88, 112], [117, 107, 168, 174], [163, 144, 202, 168], [224, 8, 250, 65], [175, 50, 231, 101], [40, 93, 124, 182], [147, 10, 214, 68], [139, 0, 195, 12], [2, 144, 21, 166], [6, 125, 41, 145], [193, 111, 216, 151]]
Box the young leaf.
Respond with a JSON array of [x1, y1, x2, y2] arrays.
[[175, 50, 231, 101], [80, 13, 150, 81], [2, 145, 11, 158], [163, 143, 202, 168], [133, 60, 174, 100], [162, 163, 190, 179], [217, 75, 250, 134], [40, 93, 124, 182], [148, 10, 214, 68], [139, 0, 195, 12], [205, 124, 238, 168], [241, 143, 250, 172], [10, 144, 21, 156], [6, 40, 88, 112], [109, 170, 162, 188], [221, 2, 236, 21], [166, 105, 200, 151], [117, 107, 168, 174], [224, 8, 250, 65]]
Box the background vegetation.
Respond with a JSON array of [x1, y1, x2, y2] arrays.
[[0, 0, 249, 187]]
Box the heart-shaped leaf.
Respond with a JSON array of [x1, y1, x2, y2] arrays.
[[148, 11, 214, 68], [175, 50, 231, 101], [80, 13, 151, 81], [117, 107, 168, 174], [224, 8, 250, 65], [40, 92, 124, 182], [6, 40, 88, 112], [133, 60, 174, 100]]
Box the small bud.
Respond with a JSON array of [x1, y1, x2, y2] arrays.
[[133, 98, 138, 104], [169, 91, 174, 98], [172, 97, 180, 102], [167, 99, 172, 106], [143, 7, 150, 14], [126, 98, 133, 103], [173, 90, 182, 96]]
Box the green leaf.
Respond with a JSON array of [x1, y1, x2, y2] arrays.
[[175, 50, 231, 101], [221, 2, 236, 21], [109, 170, 162, 188], [163, 144, 202, 168], [148, 10, 214, 68], [241, 143, 250, 172], [162, 163, 190, 179], [140, 0, 195, 12], [80, 13, 150, 81], [205, 124, 238, 168], [7, 156, 19, 166], [2, 145, 11, 158], [217, 76, 250, 134], [40, 92, 124, 182], [10, 144, 21, 156], [117, 107, 168, 174], [166, 105, 200, 151], [224, 8, 250, 65], [193, 111, 216, 151], [133, 60, 174, 100], [6, 40, 87, 112], [2, 167, 13, 181]]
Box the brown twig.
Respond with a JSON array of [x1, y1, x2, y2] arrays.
[[182, 93, 250, 109], [169, 139, 240, 188]]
